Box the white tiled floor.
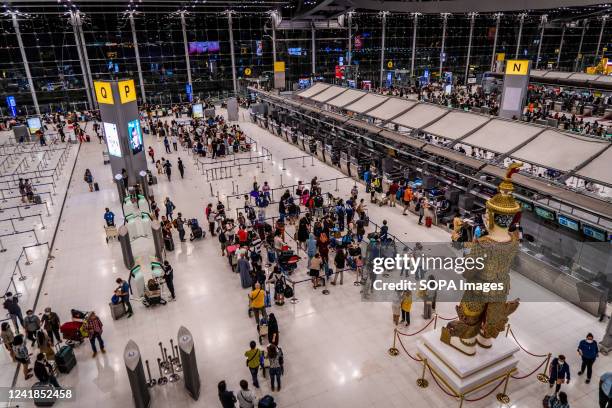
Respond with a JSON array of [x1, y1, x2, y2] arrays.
[[4, 109, 608, 408]]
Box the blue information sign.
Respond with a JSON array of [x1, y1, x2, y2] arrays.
[[185, 84, 193, 102], [6, 96, 17, 117]]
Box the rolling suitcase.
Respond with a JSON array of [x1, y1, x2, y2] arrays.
[[164, 237, 174, 252], [55, 345, 76, 374], [86, 135, 91, 142], [109, 302, 126, 320], [94, 182, 100, 191], [425, 216, 432, 228], [33, 195, 42, 204], [32, 382, 56, 407]]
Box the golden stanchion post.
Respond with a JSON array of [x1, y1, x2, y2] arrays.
[[505, 324, 511, 338], [458, 395, 464, 408], [495, 372, 511, 404], [537, 353, 552, 383], [434, 313, 438, 330], [416, 358, 429, 388], [388, 328, 399, 356]]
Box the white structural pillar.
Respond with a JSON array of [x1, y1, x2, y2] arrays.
[[69, 11, 93, 110], [439, 13, 449, 76], [515, 13, 526, 59], [129, 12, 147, 103], [574, 19, 587, 72], [76, 11, 95, 109], [311, 24, 316, 75], [464, 13, 476, 85], [347, 11, 353, 66], [11, 12, 40, 115], [490, 13, 501, 71], [595, 15, 608, 59], [410, 13, 419, 76], [535, 14, 547, 69], [180, 11, 192, 97], [271, 12, 277, 63], [227, 11, 238, 95], [379, 11, 387, 87], [556, 24, 566, 69]]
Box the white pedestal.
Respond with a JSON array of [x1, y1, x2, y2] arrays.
[[417, 329, 519, 395]]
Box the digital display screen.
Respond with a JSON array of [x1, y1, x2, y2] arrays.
[[188, 41, 220, 55], [535, 206, 555, 221], [192, 103, 203, 119], [127, 119, 143, 155], [26, 117, 42, 135], [103, 122, 122, 157], [583, 225, 606, 241], [298, 78, 311, 89], [288, 48, 303, 56], [557, 215, 579, 231], [256, 40, 263, 56]]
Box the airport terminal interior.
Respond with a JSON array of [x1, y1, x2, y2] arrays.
[[0, 0, 611, 407]]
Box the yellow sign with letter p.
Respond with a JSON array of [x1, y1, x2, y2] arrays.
[[94, 81, 114, 104], [505, 60, 530, 76], [118, 79, 137, 104], [274, 61, 285, 72]]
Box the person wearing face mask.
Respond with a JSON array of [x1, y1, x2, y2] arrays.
[[549, 354, 571, 396], [577, 333, 599, 384], [40, 307, 61, 345], [23, 310, 41, 347], [2, 292, 23, 333]]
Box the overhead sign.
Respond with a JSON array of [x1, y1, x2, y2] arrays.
[[94, 81, 114, 104], [387, 60, 393, 69], [274, 61, 285, 73], [118, 79, 136, 104], [496, 53, 505, 61], [6, 96, 17, 117], [505, 60, 530, 76], [244, 67, 252, 76]]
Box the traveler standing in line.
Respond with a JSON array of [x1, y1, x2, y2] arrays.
[[600, 372, 612, 408], [1, 322, 16, 361], [175, 213, 186, 242], [41, 307, 61, 345], [172, 134, 178, 151], [121, 168, 129, 192], [267, 343, 283, 391], [309, 253, 323, 289], [549, 354, 570, 395], [391, 290, 402, 325], [248, 283, 267, 325], [34, 353, 61, 388], [163, 261, 175, 301], [148, 146, 155, 164], [236, 379, 257, 408], [400, 290, 412, 326], [85, 312, 105, 357], [164, 136, 171, 153], [177, 158, 185, 179], [218, 380, 237, 408], [417, 197, 425, 225], [331, 247, 346, 285], [267, 313, 279, 346], [23, 309, 41, 346], [165, 197, 175, 221], [12, 334, 33, 380], [3, 292, 23, 333], [577, 333, 599, 384], [164, 159, 172, 181], [244, 341, 261, 388], [115, 278, 133, 318], [84, 169, 94, 192]]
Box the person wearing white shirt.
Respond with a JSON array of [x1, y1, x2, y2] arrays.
[[237, 379, 257, 408]]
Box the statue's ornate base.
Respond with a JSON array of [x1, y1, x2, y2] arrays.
[[417, 329, 519, 395]]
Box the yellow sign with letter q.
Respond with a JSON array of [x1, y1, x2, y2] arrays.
[[118, 79, 137, 104], [505, 60, 530, 76], [94, 81, 114, 104], [244, 67, 252, 76]]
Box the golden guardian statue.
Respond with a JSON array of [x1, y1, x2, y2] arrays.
[[440, 162, 523, 356]]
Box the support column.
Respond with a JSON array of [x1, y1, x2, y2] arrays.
[[410, 13, 419, 77], [311, 24, 316, 75], [180, 11, 192, 98], [490, 13, 501, 71], [11, 12, 40, 115], [439, 13, 449, 77], [574, 19, 587, 72], [379, 11, 387, 87], [595, 15, 608, 59], [464, 13, 476, 85], [515, 13, 526, 59], [347, 11, 353, 66], [69, 11, 93, 110], [76, 11, 96, 109], [271, 12, 277, 64], [129, 12, 147, 104], [556, 24, 566, 69], [535, 15, 547, 69], [228, 11, 238, 95]]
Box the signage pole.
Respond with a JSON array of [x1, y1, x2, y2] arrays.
[[11, 12, 40, 115]]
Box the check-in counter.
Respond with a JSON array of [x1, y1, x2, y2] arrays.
[[349, 156, 361, 181], [298, 133, 307, 151], [553, 101, 563, 112], [583, 104, 593, 116], [340, 151, 351, 176], [316, 140, 326, 162], [324, 143, 334, 163], [604, 108, 612, 119], [274, 122, 281, 136], [308, 136, 317, 154], [249, 112, 257, 123], [290, 130, 298, 144], [280, 125, 287, 140]]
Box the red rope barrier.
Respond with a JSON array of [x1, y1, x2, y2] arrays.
[[509, 328, 548, 358], [426, 365, 460, 398], [396, 317, 435, 337], [435, 314, 457, 321], [511, 357, 549, 380], [395, 333, 423, 362], [463, 377, 508, 402]]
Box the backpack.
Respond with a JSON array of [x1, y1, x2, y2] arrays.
[[218, 231, 227, 244]]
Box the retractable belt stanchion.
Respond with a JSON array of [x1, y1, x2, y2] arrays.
[[178, 326, 201, 400], [124, 340, 151, 408]]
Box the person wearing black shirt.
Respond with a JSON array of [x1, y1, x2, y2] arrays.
[[218, 380, 237, 408], [34, 353, 61, 388], [332, 247, 346, 285], [163, 261, 175, 301]]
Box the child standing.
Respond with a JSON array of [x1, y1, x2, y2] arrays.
[[400, 290, 413, 326]]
